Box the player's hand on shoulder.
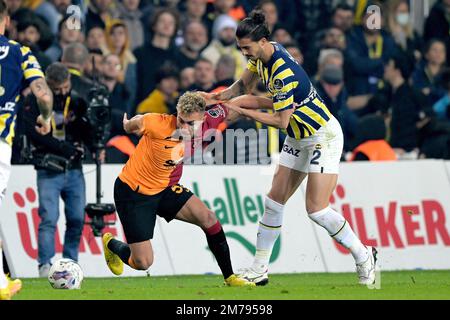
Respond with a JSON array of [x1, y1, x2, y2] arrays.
[[197, 91, 221, 105]]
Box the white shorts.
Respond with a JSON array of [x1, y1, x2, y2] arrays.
[[0, 139, 12, 207], [279, 116, 343, 174]]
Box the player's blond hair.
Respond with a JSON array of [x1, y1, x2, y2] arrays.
[[176, 92, 206, 114]]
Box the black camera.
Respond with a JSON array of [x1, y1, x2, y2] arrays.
[[85, 203, 116, 237], [84, 80, 116, 237], [34, 153, 70, 173], [86, 85, 111, 149]]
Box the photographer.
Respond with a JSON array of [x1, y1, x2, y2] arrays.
[[22, 63, 94, 277]]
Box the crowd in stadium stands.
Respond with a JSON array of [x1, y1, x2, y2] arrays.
[[7, 0, 450, 163]]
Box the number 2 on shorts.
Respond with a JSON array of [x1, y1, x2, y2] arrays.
[[310, 150, 322, 165]]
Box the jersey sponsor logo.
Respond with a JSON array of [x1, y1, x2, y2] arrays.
[[273, 78, 284, 91], [282, 144, 300, 157], [274, 91, 288, 101], [0, 46, 10, 60], [163, 157, 183, 168], [207, 106, 225, 118]]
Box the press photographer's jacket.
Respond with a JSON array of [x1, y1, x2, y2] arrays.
[[22, 91, 93, 170]]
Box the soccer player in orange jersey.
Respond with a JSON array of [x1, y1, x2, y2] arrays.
[[102, 92, 254, 287]]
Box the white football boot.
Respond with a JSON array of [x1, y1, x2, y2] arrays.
[[238, 267, 269, 286], [356, 246, 378, 285]]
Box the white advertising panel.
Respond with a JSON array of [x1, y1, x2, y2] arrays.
[[1, 161, 449, 278]]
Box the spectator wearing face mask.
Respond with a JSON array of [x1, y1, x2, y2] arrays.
[[386, 0, 423, 63], [315, 64, 358, 152], [345, 5, 396, 96]]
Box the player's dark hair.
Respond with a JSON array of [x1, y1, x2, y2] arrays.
[[0, 0, 7, 20], [236, 10, 270, 41], [46, 62, 70, 84]]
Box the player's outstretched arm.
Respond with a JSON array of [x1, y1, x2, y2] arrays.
[[123, 113, 145, 136], [200, 69, 259, 102], [226, 104, 293, 129], [228, 95, 273, 110]]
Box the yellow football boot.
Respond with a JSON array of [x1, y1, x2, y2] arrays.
[[224, 274, 256, 287], [0, 277, 22, 300], [102, 233, 124, 275]]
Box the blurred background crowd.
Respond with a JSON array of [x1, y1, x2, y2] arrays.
[[6, 0, 450, 163]]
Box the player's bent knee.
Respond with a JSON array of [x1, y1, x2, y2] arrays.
[[132, 256, 153, 270]]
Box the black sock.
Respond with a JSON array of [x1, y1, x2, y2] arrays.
[[205, 228, 234, 279], [2, 251, 9, 274], [107, 239, 131, 264]]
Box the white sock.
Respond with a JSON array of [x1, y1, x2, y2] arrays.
[[252, 197, 284, 272], [0, 241, 8, 289], [309, 207, 368, 264]]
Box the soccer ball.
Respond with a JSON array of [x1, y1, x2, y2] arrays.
[[48, 258, 84, 290]]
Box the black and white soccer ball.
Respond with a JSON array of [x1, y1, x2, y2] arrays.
[[48, 258, 84, 290]]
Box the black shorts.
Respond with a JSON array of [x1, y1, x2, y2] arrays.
[[113, 177, 193, 244]]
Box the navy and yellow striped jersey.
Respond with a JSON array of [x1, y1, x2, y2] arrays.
[[0, 35, 44, 145], [247, 42, 333, 140]]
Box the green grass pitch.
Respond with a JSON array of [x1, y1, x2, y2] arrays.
[[13, 270, 450, 300]]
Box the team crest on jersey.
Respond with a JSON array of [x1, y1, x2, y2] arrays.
[[0, 46, 10, 60], [273, 79, 284, 91], [207, 106, 225, 118]]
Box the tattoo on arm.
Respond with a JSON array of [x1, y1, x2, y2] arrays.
[[218, 79, 246, 100], [31, 78, 53, 119]]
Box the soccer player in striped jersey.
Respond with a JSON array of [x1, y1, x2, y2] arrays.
[[0, 0, 53, 300], [205, 10, 378, 286]]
